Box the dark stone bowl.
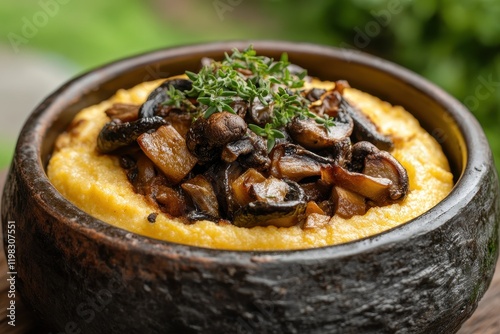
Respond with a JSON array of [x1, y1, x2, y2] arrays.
[[2, 41, 499, 334]]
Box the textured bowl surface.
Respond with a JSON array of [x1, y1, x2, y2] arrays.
[[2, 41, 499, 334]]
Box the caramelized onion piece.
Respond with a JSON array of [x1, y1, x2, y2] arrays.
[[302, 213, 330, 229], [332, 186, 367, 219], [137, 125, 198, 184], [155, 186, 186, 217], [250, 177, 289, 203], [231, 168, 267, 207], [134, 154, 157, 194], [302, 201, 330, 229]]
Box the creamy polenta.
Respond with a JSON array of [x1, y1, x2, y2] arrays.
[[47, 77, 453, 250]]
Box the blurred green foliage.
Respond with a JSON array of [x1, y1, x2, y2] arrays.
[[260, 0, 500, 166], [0, 0, 499, 169]]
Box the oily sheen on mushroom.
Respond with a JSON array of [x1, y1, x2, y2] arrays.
[[94, 46, 409, 228]]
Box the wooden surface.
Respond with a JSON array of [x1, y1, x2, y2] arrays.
[[0, 169, 499, 333]]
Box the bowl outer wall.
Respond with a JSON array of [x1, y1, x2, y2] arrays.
[[1, 41, 499, 333]]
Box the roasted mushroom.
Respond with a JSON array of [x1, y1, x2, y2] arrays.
[[247, 96, 273, 126], [287, 112, 353, 151], [222, 130, 270, 170], [206, 162, 244, 219], [96, 116, 166, 154], [105, 103, 140, 123], [341, 98, 394, 151], [94, 47, 411, 230], [351, 141, 409, 201], [186, 112, 248, 163], [321, 141, 409, 207], [181, 175, 220, 219], [270, 143, 333, 181], [138, 79, 193, 118], [233, 179, 307, 228]]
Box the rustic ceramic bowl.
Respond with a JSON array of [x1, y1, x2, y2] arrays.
[[2, 41, 499, 333]]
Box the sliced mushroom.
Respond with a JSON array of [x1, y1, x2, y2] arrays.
[[105, 103, 140, 123], [181, 175, 219, 219], [222, 136, 254, 163], [222, 130, 270, 171], [247, 96, 273, 126], [250, 176, 289, 203], [186, 112, 248, 163], [205, 162, 244, 220], [322, 165, 393, 206], [231, 96, 249, 118], [304, 88, 326, 102], [233, 179, 307, 228], [138, 79, 193, 118], [269, 143, 333, 182], [309, 90, 342, 117], [96, 116, 166, 154], [233, 200, 307, 228], [351, 141, 409, 201], [340, 98, 393, 151], [287, 113, 353, 151], [299, 179, 332, 203]]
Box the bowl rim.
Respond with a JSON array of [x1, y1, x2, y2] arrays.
[[13, 40, 491, 261]]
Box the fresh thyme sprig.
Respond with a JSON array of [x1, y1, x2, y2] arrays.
[[165, 84, 186, 109], [248, 123, 286, 153], [171, 45, 334, 150]]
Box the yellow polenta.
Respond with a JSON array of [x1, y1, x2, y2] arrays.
[[47, 79, 453, 250]]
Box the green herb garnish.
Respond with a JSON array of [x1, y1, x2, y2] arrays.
[[181, 45, 334, 150]]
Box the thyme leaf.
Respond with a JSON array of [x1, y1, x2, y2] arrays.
[[165, 45, 335, 150]]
